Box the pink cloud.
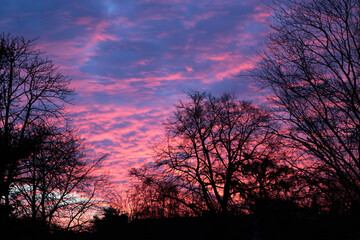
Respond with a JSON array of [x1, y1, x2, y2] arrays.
[[253, 6, 271, 23], [71, 72, 188, 97], [203, 52, 233, 62], [182, 11, 228, 29], [214, 62, 254, 81], [73, 16, 95, 25], [185, 66, 194, 72], [68, 103, 171, 186]]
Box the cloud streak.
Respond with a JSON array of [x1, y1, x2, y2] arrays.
[[0, 0, 273, 187]]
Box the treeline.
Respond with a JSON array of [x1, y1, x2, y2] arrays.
[[89, 206, 357, 240]]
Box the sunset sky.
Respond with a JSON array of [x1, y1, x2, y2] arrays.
[[1, 0, 272, 186]]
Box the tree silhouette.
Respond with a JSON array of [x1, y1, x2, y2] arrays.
[[254, 0, 360, 213], [131, 91, 292, 217], [10, 127, 107, 230], [0, 33, 109, 237], [0, 33, 73, 215], [92, 206, 128, 239]]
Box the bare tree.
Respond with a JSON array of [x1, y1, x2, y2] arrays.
[[254, 0, 360, 212], [131, 91, 291, 217], [9, 127, 108, 230], [0, 33, 73, 212], [0, 33, 111, 233]]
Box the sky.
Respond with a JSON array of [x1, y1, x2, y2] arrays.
[[0, 0, 272, 187]]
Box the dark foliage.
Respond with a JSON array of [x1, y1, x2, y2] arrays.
[[92, 207, 128, 239]]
